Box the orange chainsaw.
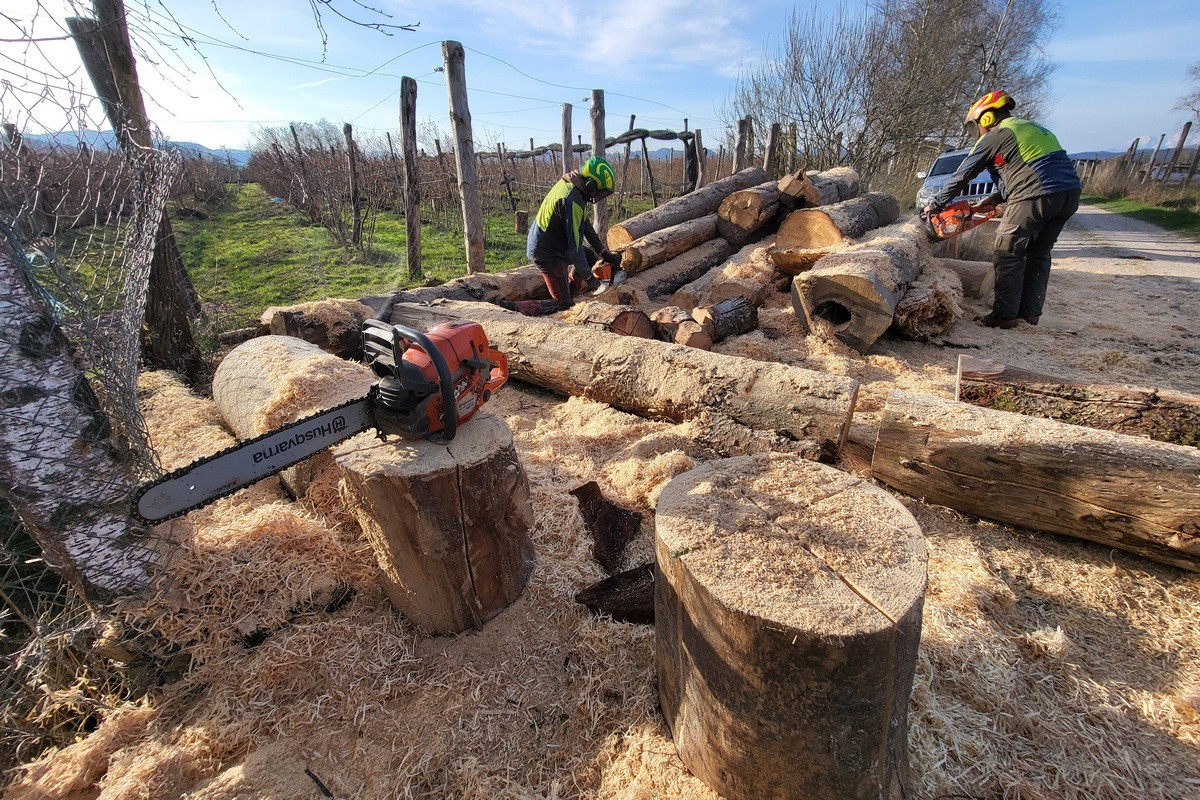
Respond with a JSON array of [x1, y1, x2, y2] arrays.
[[134, 320, 508, 523], [923, 200, 999, 240]]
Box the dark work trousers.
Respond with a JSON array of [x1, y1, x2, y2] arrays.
[[512, 260, 588, 316], [990, 188, 1081, 320]]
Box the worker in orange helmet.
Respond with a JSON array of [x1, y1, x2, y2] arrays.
[[924, 91, 1081, 328]]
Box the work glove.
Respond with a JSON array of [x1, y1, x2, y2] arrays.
[[601, 249, 619, 266]]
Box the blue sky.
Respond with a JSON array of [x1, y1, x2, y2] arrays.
[[7, 0, 1199, 155]]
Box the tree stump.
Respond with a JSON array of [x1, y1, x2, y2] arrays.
[[334, 412, 536, 634], [655, 454, 927, 800], [515, 209, 529, 234]]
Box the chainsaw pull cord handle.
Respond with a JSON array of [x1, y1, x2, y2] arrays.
[[390, 324, 457, 442]]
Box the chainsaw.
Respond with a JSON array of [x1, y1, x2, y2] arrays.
[[134, 319, 508, 524], [591, 255, 627, 295], [922, 200, 999, 240]]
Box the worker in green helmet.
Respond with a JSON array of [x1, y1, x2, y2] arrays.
[[502, 155, 620, 315]]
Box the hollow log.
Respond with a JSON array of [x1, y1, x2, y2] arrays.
[[212, 335, 375, 498], [620, 214, 719, 275], [260, 298, 376, 360], [388, 299, 859, 458], [606, 167, 769, 249], [872, 390, 1200, 572], [892, 261, 963, 340], [933, 257, 994, 301], [776, 192, 900, 251], [717, 181, 781, 246], [603, 239, 733, 308], [656, 454, 926, 800], [565, 301, 654, 338], [694, 296, 758, 342], [955, 354, 1200, 446], [708, 238, 789, 307], [791, 219, 932, 352], [334, 413, 536, 633], [650, 306, 712, 350]]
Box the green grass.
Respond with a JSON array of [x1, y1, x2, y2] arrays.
[[1082, 192, 1200, 241], [172, 183, 532, 326]]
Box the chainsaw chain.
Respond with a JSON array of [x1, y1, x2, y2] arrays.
[[133, 394, 371, 525]]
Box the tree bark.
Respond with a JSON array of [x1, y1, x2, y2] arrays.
[[892, 261, 963, 340], [567, 301, 655, 338], [955, 354, 1200, 447], [620, 214, 719, 275], [791, 219, 932, 352], [650, 306, 712, 349], [808, 166, 861, 202], [387, 300, 859, 458], [656, 455, 926, 800], [872, 390, 1200, 572], [606, 167, 768, 248], [398, 77, 422, 278], [694, 295, 758, 342], [335, 413, 536, 634], [443, 41, 485, 273], [716, 181, 782, 246], [601, 239, 733, 308]]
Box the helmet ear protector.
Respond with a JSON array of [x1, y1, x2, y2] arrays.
[[978, 110, 997, 129]]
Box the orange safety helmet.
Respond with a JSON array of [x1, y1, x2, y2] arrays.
[[965, 90, 1016, 129]]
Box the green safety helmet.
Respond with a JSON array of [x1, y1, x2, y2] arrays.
[[581, 156, 615, 196]]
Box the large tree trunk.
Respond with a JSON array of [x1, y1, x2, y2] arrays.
[[334, 413, 536, 634], [955, 354, 1200, 446], [892, 261, 964, 340], [791, 219, 932, 352], [656, 455, 926, 800], [360, 264, 554, 314], [706, 237, 789, 307], [872, 390, 1200, 572], [716, 181, 781, 246], [650, 306, 712, 349], [606, 167, 769, 248], [775, 193, 901, 251], [388, 300, 859, 458], [619, 214, 719, 275], [601, 239, 733, 308], [694, 296, 757, 343], [0, 232, 153, 601]]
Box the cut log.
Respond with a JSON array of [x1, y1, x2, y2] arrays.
[[769, 244, 841, 276], [565, 301, 654, 338], [933, 257, 994, 301], [955, 354, 1200, 447], [872, 390, 1200, 572], [606, 167, 769, 248], [260, 298, 376, 360], [650, 306, 712, 350], [602, 239, 733, 308], [212, 335, 375, 499], [388, 299, 859, 458], [694, 296, 758, 343], [716, 181, 781, 246], [334, 412, 537, 633], [708, 238, 789, 307], [775, 192, 900, 251], [575, 563, 654, 624], [620, 214, 719, 275], [367, 263, 555, 312], [791, 218, 932, 352], [777, 168, 819, 207], [892, 261, 964, 340], [808, 165, 862, 202], [655, 454, 926, 800]]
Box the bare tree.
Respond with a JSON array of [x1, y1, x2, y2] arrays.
[[1176, 62, 1200, 122]]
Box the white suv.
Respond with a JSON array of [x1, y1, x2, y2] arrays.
[[915, 148, 1000, 209]]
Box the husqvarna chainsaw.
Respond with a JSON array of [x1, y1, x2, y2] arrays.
[[922, 200, 999, 241], [134, 319, 508, 524]]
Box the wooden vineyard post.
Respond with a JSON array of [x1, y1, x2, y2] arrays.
[[399, 76, 422, 278], [655, 455, 927, 800], [442, 41, 485, 273], [335, 414, 537, 634], [693, 129, 706, 188], [590, 88, 608, 237], [343, 123, 363, 247], [734, 117, 748, 172], [562, 103, 574, 174], [763, 121, 781, 176]]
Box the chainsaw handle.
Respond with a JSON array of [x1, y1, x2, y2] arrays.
[[390, 324, 457, 442], [484, 347, 508, 395]]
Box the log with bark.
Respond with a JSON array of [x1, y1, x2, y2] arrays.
[[934, 257, 994, 301], [955, 354, 1200, 447], [601, 239, 733, 308], [716, 181, 781, 246], [655, 454, 926, 800], [872, 390, 1200, 572], [892, 260, 964, 340], [808, 165, 862, 202], [260, 298, 376, 360], [361, 263, 556, 314], [650, 306, 712, 350], [619, 214, 719, 275], [606, 167, 768, 249], [694, 296, 758, 343], [564, 301, 654, 338], [334, 413, 536, 633], [707, 237, 790, 307], [775, 192, 901, 252], [388, 299, 859, 458], [791, 219, 933, 352]]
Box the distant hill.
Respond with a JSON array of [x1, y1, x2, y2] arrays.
[[17, 130, 251, 167]]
